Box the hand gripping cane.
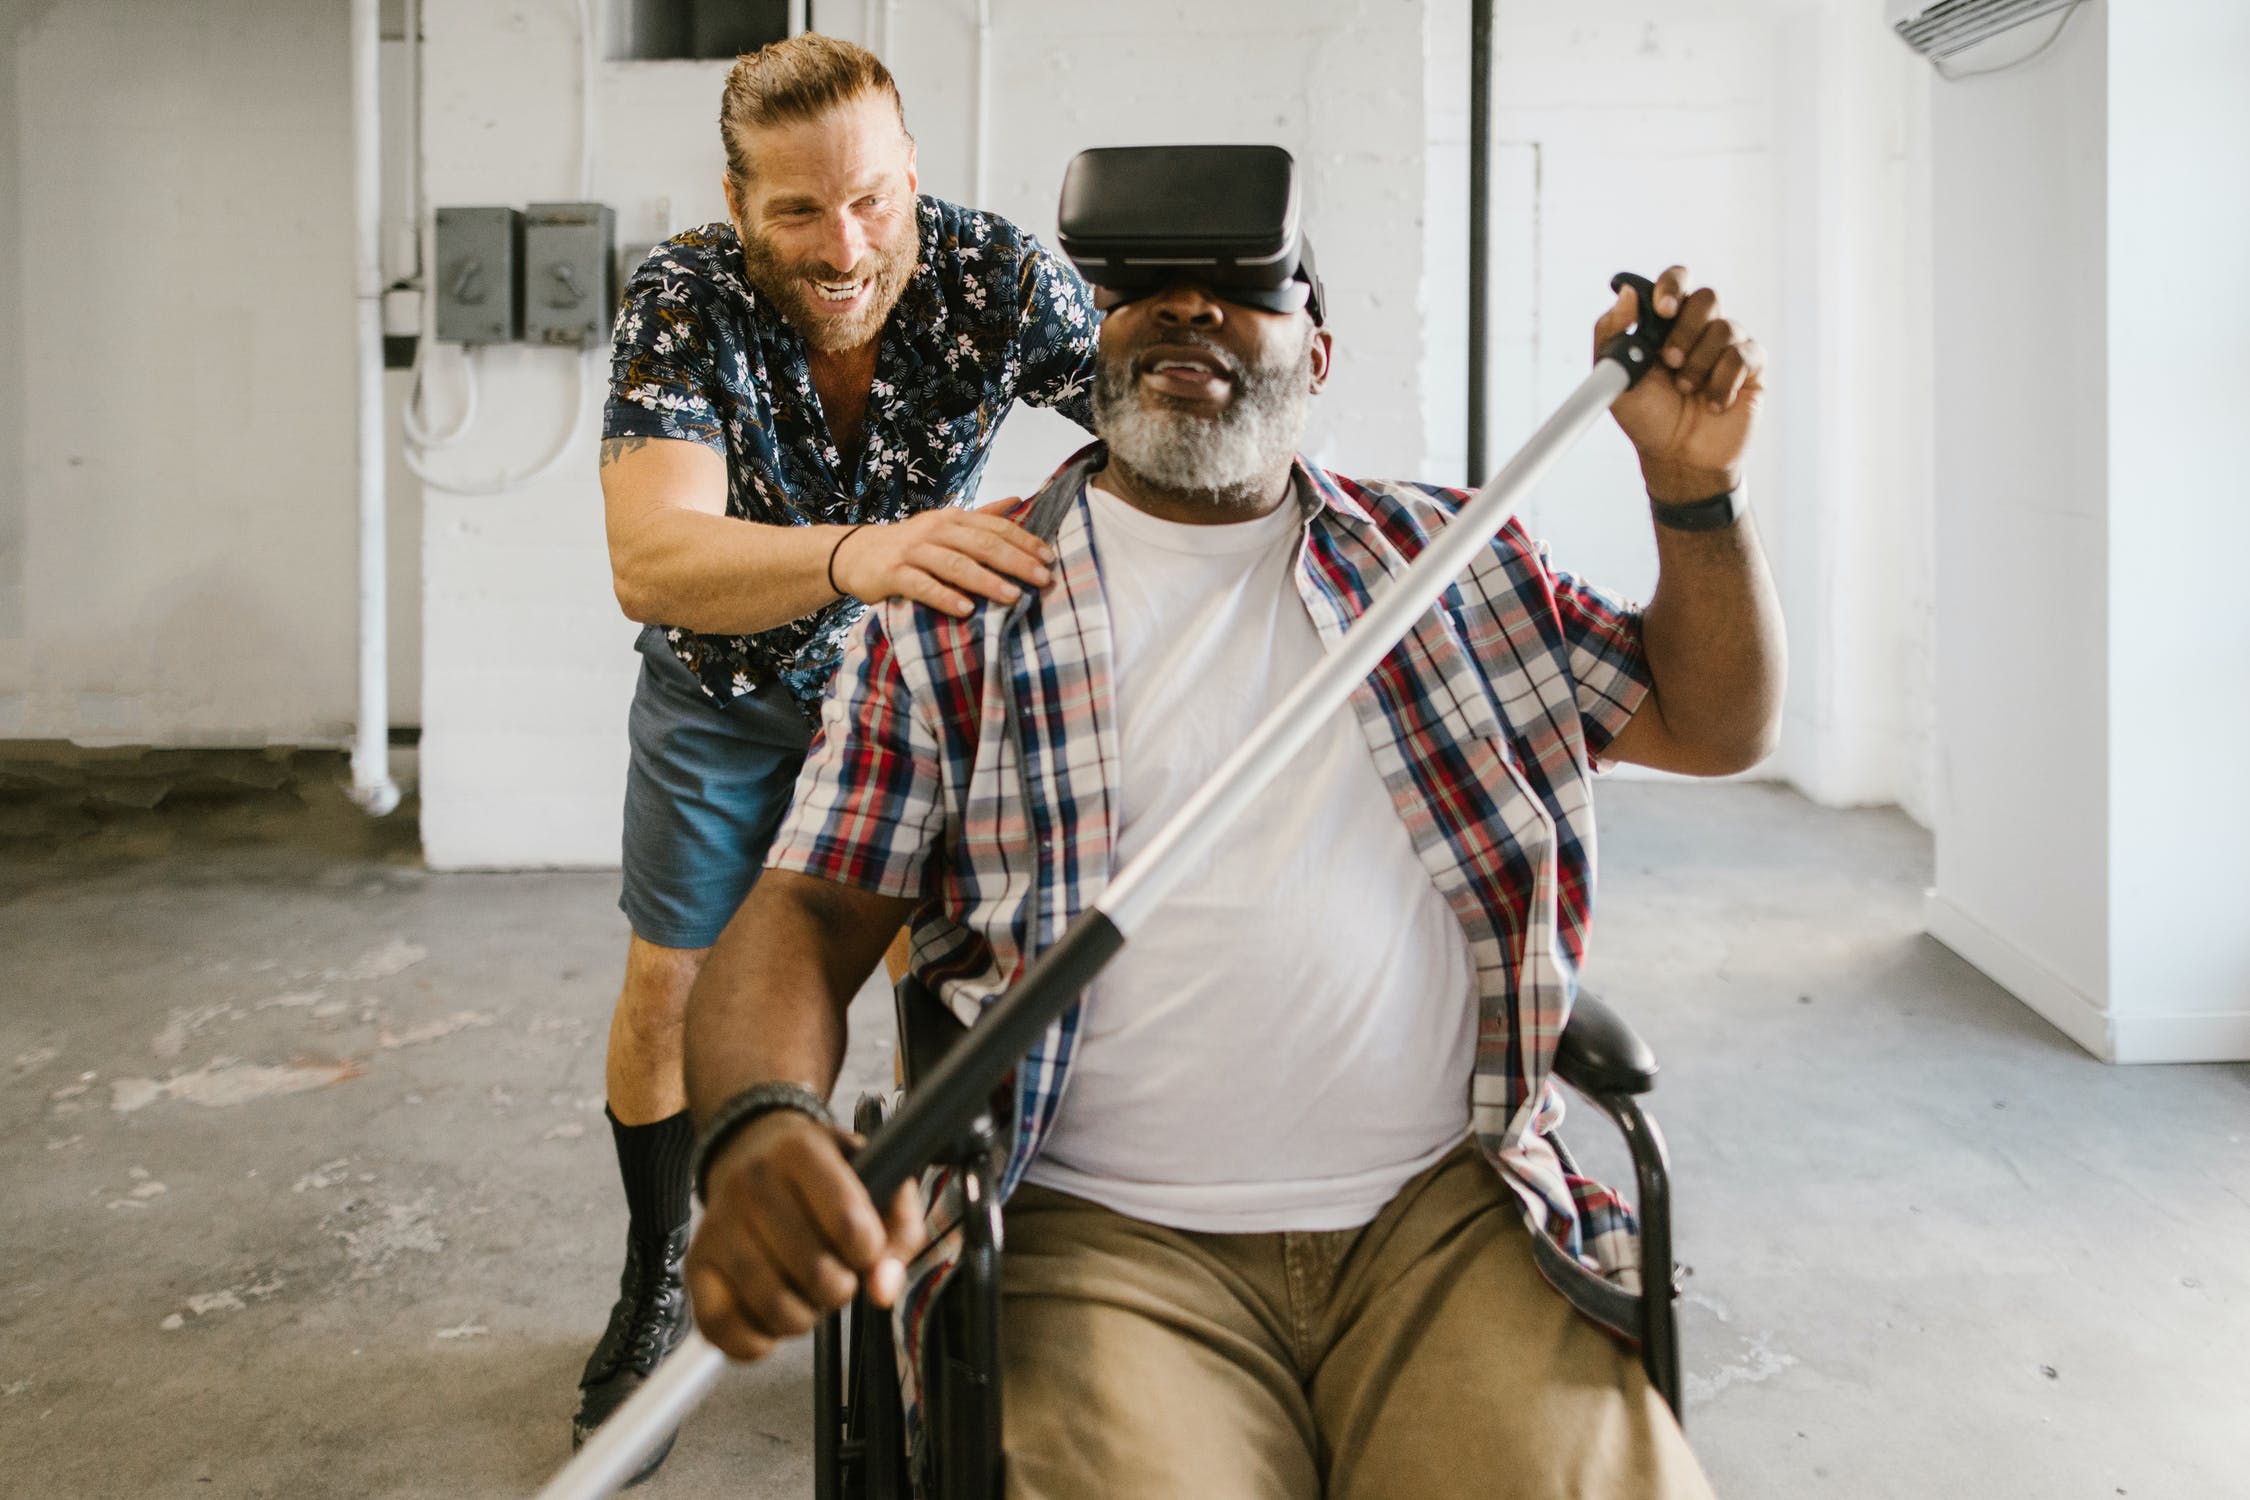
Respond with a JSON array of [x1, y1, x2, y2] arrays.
[[533, 273, 1679, 1500]]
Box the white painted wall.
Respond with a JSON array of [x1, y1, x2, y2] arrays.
[[1771, 2, 1935, 821], [0, 0, 421, 745], [1420, 0, 1936, 819], [1923, 3, 2111, 1040], [1469, 1, 1787, 617], [2104, 0, 2250, 1053], [1923, 0, 2250, 1062]]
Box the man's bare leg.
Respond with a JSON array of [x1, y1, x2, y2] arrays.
[[572, 935, 712, 1474], [606, 935, 710, 1123]]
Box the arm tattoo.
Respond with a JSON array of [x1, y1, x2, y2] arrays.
[[600, 435, 650, 468]]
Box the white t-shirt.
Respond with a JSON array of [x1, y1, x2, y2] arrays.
[[1021, 478, 1477, 1233]]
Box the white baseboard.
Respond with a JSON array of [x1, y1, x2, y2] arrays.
[[1923, 890, 2113, 1059], [2105, 1009, 2250, 1067], [1923, 891, 2250, 1064]]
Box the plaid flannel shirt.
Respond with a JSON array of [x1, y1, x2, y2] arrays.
[[768, 445, 1657, 1462]]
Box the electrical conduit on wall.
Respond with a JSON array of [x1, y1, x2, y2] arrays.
[[396, 0, 600, 501]]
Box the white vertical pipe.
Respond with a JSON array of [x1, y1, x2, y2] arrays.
[[972, 0, 991, 205], [578, 0, 599, 198], [788, 0, 808, 36], [350, 0, 400, 816]]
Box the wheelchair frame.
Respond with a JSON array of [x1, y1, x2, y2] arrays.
[[814, 978, 1680, 1500]]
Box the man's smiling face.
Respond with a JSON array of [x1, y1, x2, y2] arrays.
[[1090, 280, 1334, 506], [725, 90, 920, 354]]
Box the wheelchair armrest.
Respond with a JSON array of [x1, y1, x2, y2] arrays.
[[1554, 990, 1659, 1098]]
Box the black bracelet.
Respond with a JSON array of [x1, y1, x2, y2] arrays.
[[692, 1081, 839, 1204], [1650, 489, 1746, 532], [826, 523, 869, 599]]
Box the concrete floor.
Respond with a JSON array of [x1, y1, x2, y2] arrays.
[[2, 761, 2246, 1499]]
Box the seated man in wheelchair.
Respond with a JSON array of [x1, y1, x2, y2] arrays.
[[682, 146, 1781, 1499]]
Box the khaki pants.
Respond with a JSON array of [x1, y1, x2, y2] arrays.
[[997, 1143, 1714, 1500]]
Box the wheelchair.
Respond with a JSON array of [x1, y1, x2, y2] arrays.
[[815, 977, 1680, 1500]]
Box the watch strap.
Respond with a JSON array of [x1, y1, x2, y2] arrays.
[[1650, 489, 1746, 531]]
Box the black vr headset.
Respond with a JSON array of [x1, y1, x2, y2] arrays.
[[1057, 144, 1326, 326]]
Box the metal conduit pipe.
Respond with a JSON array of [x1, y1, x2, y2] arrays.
[[1467, 0, 1493, 487]]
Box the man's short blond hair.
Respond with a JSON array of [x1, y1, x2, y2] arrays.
[[719, 33, 908, 187]]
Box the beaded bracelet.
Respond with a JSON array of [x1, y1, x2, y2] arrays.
[[691, 1081, 839, 1204]]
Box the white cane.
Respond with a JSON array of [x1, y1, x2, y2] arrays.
[[531, 272, 1679, 1500]]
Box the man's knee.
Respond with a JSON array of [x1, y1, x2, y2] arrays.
[[614, 936, 710, 1037]]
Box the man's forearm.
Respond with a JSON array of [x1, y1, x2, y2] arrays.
[[683, 871, 911, 1128], [1636, 509, 1786, 774], [612, 507, 852, 637]]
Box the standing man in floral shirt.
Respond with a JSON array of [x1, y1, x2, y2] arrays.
[[581, 33, 1094, 1477]]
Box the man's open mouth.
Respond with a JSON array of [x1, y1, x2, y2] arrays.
[[809, 276, 871, 307], [1138, 346, 1235, 401]]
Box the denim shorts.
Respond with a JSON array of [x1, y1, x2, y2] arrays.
[[619, 625, 815, 950]]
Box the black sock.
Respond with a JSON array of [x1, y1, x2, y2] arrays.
[[608, 1107, 694, 1241]]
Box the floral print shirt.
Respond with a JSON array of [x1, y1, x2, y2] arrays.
[[603, 196, 1099, 710]]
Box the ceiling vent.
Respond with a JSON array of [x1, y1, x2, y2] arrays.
[[1887, 0, 2079, 60]]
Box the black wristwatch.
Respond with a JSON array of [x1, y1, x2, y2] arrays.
[[1649, 489, 1746, 532]]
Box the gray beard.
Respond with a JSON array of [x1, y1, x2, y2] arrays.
[[1091, 334, 1313, 511]]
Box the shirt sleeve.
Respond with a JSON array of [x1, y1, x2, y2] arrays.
[[1544, 558, 1652, 764], [603, 254, 727, 451], [765, 608, 948, 899], [1008, 234, 1099, 434]]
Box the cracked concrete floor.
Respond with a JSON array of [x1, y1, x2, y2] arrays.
[[2, 773, 2246, 1499]]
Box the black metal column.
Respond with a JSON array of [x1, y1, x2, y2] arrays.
[[1467, 0, 1493, 485]]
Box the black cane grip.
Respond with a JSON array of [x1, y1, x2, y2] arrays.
[[1599, 272, 1678, 388]]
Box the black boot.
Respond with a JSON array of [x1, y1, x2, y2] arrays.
[[571, 1223, 691, 1484], [575, 1107, 693, 1478]]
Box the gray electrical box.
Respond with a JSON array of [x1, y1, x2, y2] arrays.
[[524, 202, 618, 348], [433, 206, 524, 345]]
